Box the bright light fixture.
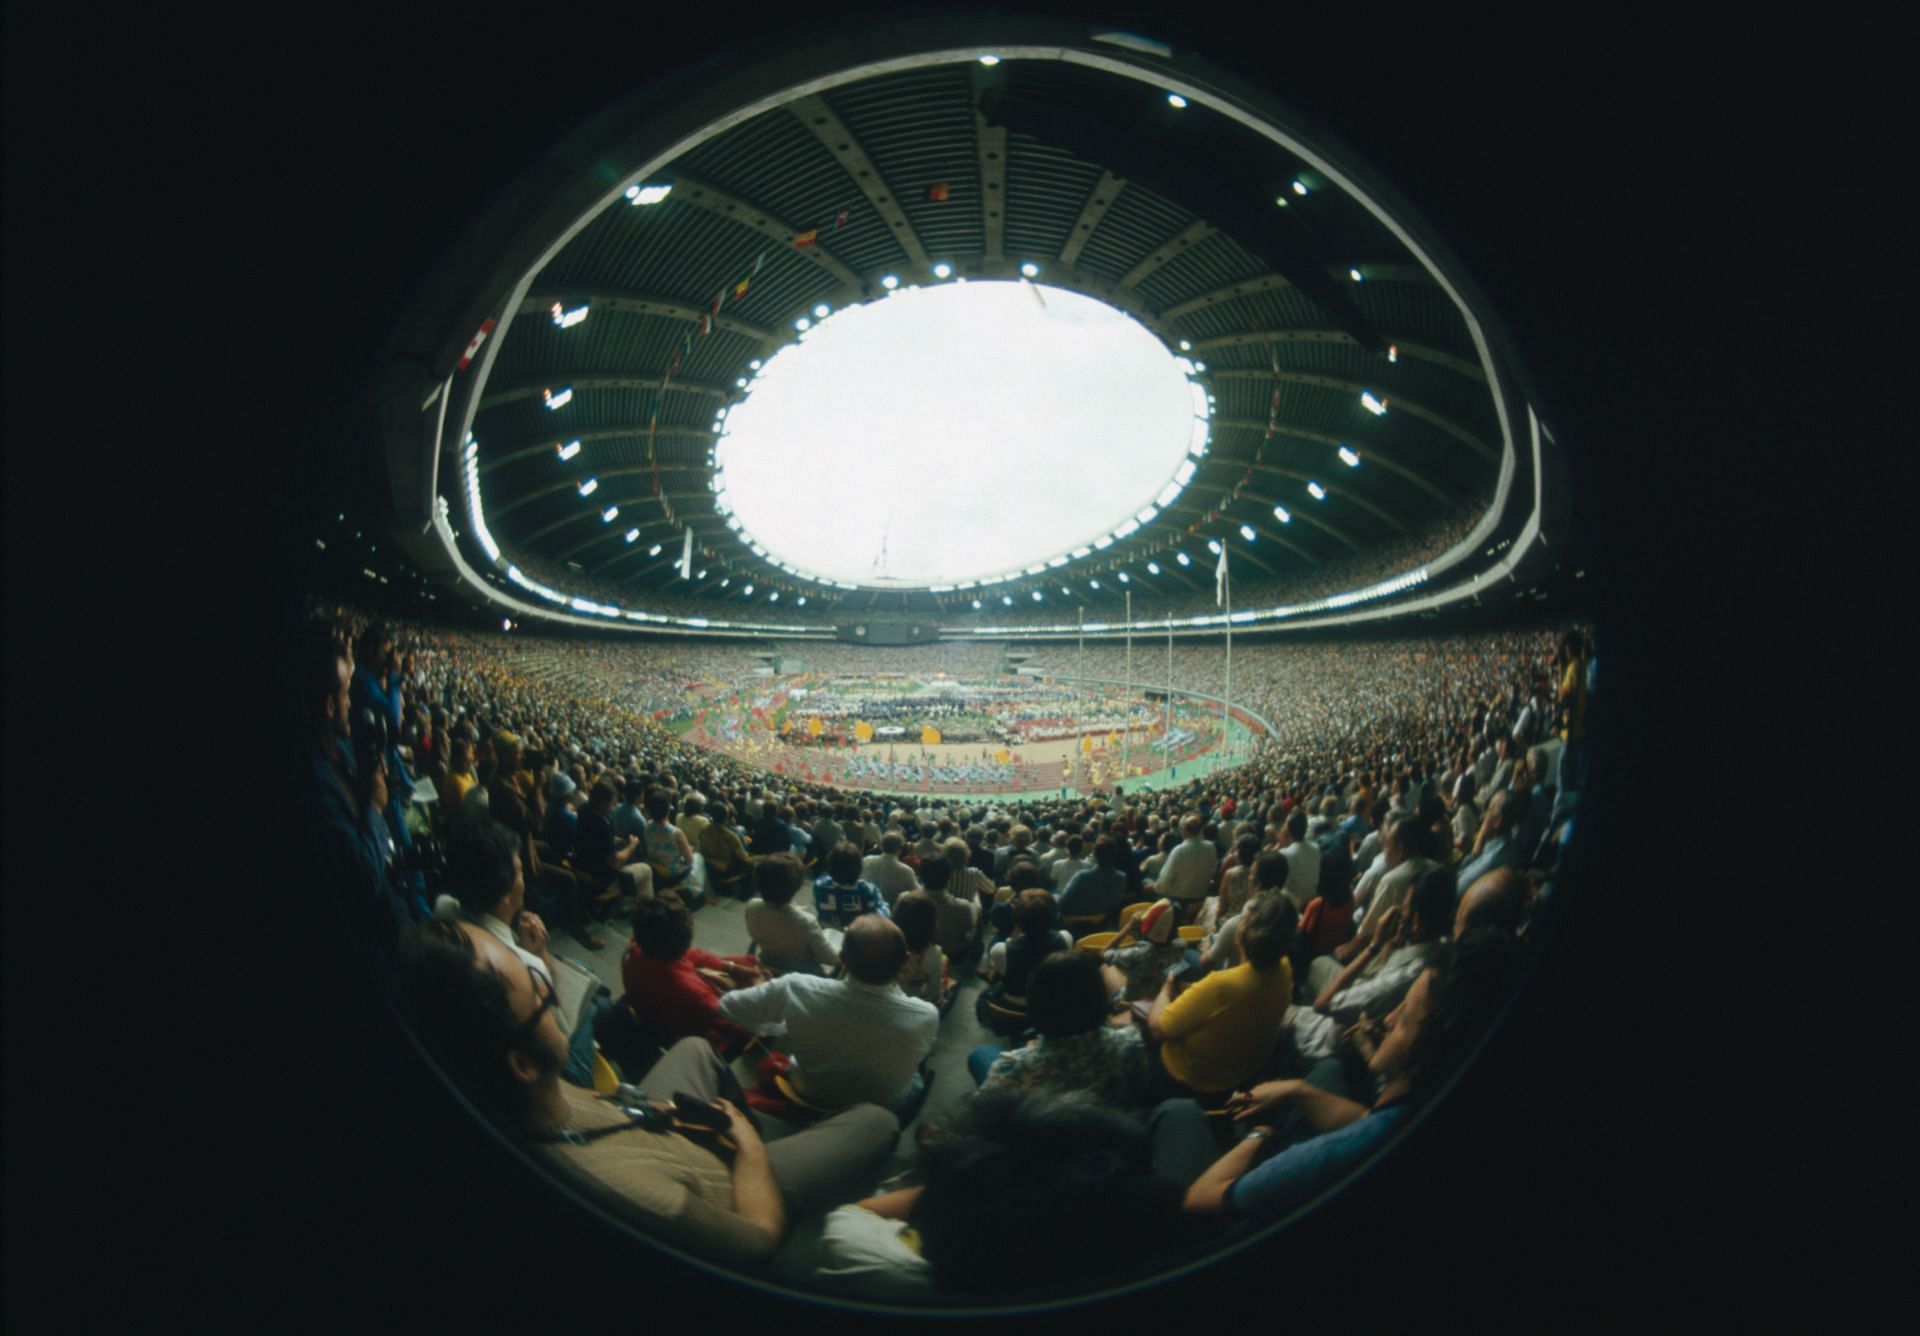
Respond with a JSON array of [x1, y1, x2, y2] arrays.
[[1387, 345, 1398, 363], [1176, 550, 1191, 565], [578, 478, 598, 497], [735, 377, 748, 389], [1240, 523, 1256, 541], [1308, 481, 1326, 499], [543, 387, 572, 410], [797, 596, 807, 605], [550, 303, 589, 328], [1090, 579, 1100, 589], [1273, 505, 1291, 523], [625, 528, 640, 542], [1207, 538, 1222, 554], [1032, 590, 1043, 600], [719, 577, 730, 587], [794, 317, 811, 331], [1178, 340, 1191, 352], [881, 274, 899, 290], [1349, 268, 1363, 282], [932, 263, 952, 278], [556, 439, 581, 460], [750, 358, 763, 370], [1361, 391, 1388, 415], [1118, 571, 1130, 583], [973, 599, 983, 608], [1147, 561, 1160, 574], [813, 303, 831, 318], [1020, 262, 1040, 277], [601, 505, 619, 522], [742, 585, 753, 596], [1339, 446, 1361, 466], [978, 54, 1001, 65], [1166, 93, 1187, 108], [1002, 595, 1013, 605], [625, 184, 672, 206], [648, 543, 663, 556], [1292, 180, 1308, 196], [1274, 195, 1289, 208]]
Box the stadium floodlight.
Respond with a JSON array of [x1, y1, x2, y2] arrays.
[[1240, 523, 1256, 541], [1020, 262, 1040, 277], [742, 585, 753, 596], [1026, 562, 1047, 575], [932, 263, 952, 278], [1117, 571, 1130, 583], [697, 569, 707, 579], [1207, 538, 1222, 554], [1115, 519, 1140, 538], [577, 478, 598, 497], [768, 591, 778, 601], [543, 386, 572, 410], [1070, 545, 1092, 558], [625, 184, 672, 205], [602, 506, 619, 522], [1361, 391, 1388, 415], [881, 274, 899, 289], [1089, 579, 1100, 589], [794, 317, 811, 331], [1175, 460, 1197, 486], [1176, 550, 1191, 565], [1136, 505, 1158, 523], [1292, 179, 1308, 196], [1308, 481, 1327, 500], [1147, 561, 1160, 574], [1032, 590, 1043, 600], [1387, 345, 1398, 363], [1273, 505, 1291, 523], [556, 439, 581, 460], [719, 577, 730, 587], [978, 54, 1001, 65], [1002, 594, 1013, 605], [813, 303, 831, 318], [1047, 555, 1068, 567], [1094, 535, 1113, 550], [1166, 93, 1187, 108], [1349, 268, 1363, 282], [1339, 445, 1361, 466], [797, 596, 806, 606], [648, 543, 663, 556], [750, 358, 763, 370], [624, 528, 640, 542], [972, 599, 982, 608], [736, 377, 748, 389], [550, 303, 589, 328]]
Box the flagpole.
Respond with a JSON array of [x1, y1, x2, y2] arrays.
[[1223, 559, 1233, 772], [1164, 611, 1173, 777], [1124, 588, 1133, 760]]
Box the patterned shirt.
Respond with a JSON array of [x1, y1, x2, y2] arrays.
[[981, 1025, 1152, 1105], [812, 875, 889, 928]]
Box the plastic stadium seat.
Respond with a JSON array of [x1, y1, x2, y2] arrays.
[[1116, 902, 1153, 933], [1176, 925, 1205, 943], [1060, 912, 1108, 935], [1076, 931, 1118, 952], [590, 1049, 621, 1095]]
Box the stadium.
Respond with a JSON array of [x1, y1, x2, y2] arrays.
[[286, 10, 1599, 1317]]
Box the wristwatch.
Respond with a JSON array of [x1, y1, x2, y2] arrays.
[[1242, 1126, 1272, 1143]]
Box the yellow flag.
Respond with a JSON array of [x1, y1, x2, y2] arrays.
[[780, 719, 793, 735], [922, 725, 942, 745], [854, 720, 874, 741], [1081, 734, 1094, 754], [808, 717, 823, 737], [997, 749, 1011, 764]]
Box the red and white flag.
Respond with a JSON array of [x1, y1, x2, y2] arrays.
[[456, 319, 495, 371]]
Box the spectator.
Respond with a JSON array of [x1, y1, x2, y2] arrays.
[[640, 787, 697, 901], [307, 628, 409, 953], [1101, 898, 1188, 1003], [918, 857, 979, 961], [698, 798, 757, 900], [1057, 835, 1130, 923], [622, 896, 764, 1054], [891, 890, 951, 1009], [744, 852, 840, 978], [397, 918, 897, 1268], [1277, 809, 1321, 912], [575, 780, 653, 906], [1145, 892, 1298, 1097], [1147, 813, 1219, 920], [1048, 833, 1090, 894], [720, 915, 940, 1117], [813, 841, 889, 929], [974, 951, 1151, 1103], [860, 831, 921, 908]]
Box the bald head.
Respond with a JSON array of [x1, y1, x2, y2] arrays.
[[841, 914, 908, 985], [1455, 869, 1525, 939]]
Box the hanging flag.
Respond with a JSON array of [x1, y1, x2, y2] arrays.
[[456, 318, 495, 371], [792, 229, 819, 248], [733, 276, 751, 301], [752, 250, 767, 275], [834, 207, 849, 230], [666, 347, 682, 377], [698, 313, 712, 337], [926, 182, 950, 202], [677, 527, 693, 580], [1215, 546, 1229, 607]]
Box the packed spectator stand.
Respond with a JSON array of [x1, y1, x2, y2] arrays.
[[305, 603, 1591, 1302]]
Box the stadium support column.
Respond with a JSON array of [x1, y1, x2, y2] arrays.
[[1164, 613, 1173, 754], [1223, 559, 1233, 772], [1077, 607, 1085, 727], [1124, 589, 1133, 711]]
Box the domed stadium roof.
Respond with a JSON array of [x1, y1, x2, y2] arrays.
[[381, 14, 1569, 637]]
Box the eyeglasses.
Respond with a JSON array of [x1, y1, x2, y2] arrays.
[[512, 962, 561, 1043]]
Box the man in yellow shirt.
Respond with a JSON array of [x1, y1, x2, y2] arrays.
[[1145, 893, 1298, 1095]]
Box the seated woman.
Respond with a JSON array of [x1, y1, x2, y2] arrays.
[[971, 951, 1150, 1102], [975, 889, 1073, 1037], [622, 895, 766, 1055], [809, 1088, 1180, 1300], [743, 852, 840, 977], [1141, 892, 1298, 1099], [1198, 834, 1263, 934], [698, 799, 758, 901], [891, 890, 951, 1009], [640, 787, 697, 901], [1101, 898, 1188, 1003], [1294, 867, 1358, 981]]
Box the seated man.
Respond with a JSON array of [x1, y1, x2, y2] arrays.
[[1167, 928, 1519, 1222], [445, 820, 611, 1088], [918, 857, 979, 961], [809, 1088, 1180, 1300], [575, 780, 653, 905], [1057, 834, 1130, 924], [860, 831, 921, 908], [1145, 813, 1219, 920], [719, 915, 940, 1118], [1287, 865, 1456, 1069], [1144, 892, 1298, 1097], [397, 918, 898, 1268]]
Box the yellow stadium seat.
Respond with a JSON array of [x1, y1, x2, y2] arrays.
[[1116, 902, 1153, 933], [773, 1071, 835, 1115], [591, 1049, 620, 1095], [1060, 912, 1107, 935], [1176, 925, 1206, 943], [1076, 931, 1118, 953]]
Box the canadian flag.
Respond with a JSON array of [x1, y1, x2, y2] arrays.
[[456, 319, 495, 371]]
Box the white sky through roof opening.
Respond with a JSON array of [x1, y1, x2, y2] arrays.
[[715, 281, 1196, 587]]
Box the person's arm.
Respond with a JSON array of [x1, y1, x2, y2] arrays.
[[852, 1185, 923, 1220], [715, 1098, 784, 1242], [715, 975, 788, 1028], [1146, 972, 1201, 1041], [1314, 927, 1387, 1009], [1181, 1130, 1270, 1214], [1225, 1078, 1370, 1135], [806, 914, 842, 970]]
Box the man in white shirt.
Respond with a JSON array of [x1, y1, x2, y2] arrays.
[[1277, 809, 1321, 911], [860, 831, 921, 907], [1048, 834, 1091, 893], [1147, 813, 1219, 919], [1288, 865, 1454, 1063], [719, 915, 940, 1117]]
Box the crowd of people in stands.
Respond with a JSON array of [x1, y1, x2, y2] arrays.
[[302, 599, 1590, 1301]]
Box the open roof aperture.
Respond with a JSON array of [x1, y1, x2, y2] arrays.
[[713, 281, 1196, 589]]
